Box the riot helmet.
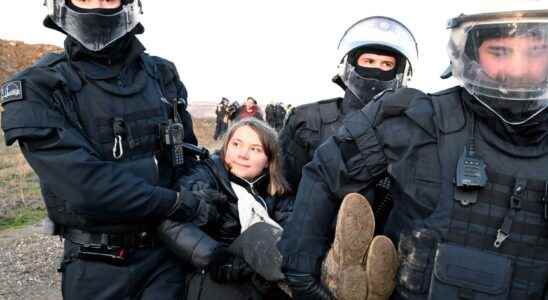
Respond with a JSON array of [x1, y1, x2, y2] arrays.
[[448, 8, 548, 125], [336, 16, 418, 102], [43, 0, 143, 52]]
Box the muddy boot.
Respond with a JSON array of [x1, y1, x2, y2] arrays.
[[365, 235, 398, 300], [322, 193, 375, 300]]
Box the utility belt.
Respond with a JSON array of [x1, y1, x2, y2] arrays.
[[62, 228, 159, 265]]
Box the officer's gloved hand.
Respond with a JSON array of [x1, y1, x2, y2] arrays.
[[208, 247, 254, 283], [168, 187, 226, 225], [285, 272, 335, 300]]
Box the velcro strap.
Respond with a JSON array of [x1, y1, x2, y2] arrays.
[[318, 101, 339, 124]]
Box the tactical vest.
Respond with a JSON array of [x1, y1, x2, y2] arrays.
[[384, 88, 548, 299], [32, 53, 184, 233], [297, 98, 344, 157]]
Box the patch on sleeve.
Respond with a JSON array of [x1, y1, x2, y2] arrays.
[[1, 81, 24, 105]]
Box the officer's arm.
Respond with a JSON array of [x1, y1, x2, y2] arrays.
[[280, 108, 388, 276], [2, 82, 179, 221], [158, 220, 220, 269], [279, 110, 310, 191]]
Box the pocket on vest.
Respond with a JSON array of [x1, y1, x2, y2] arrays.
[[428, 243, 512, 300]]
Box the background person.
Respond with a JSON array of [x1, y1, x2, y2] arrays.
[[237, 96, 264, 121]]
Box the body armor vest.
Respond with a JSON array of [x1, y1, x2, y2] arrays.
[[390, 88, 548, 299], [298, 98, 343, 157], [37, 53, 181, 233]]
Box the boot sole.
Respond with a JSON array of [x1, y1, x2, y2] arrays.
[[365, 235, 399, 300], [334, 193, 375, 299], [336, 193, 375, 266]]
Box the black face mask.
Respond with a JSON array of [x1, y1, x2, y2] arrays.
[[65, 30, 141, 66], [348, 46, 401, 81], [354, 66, 397, 81], [344, 65, 398, 105]]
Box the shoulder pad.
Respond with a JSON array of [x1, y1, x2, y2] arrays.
[[141, 53, 187, 103], [142, 53, 176, 79], [8, 53, 81, 94], [4, 67, 63, 101], [428, 85, 461, 96], [293, 97, 343, 130], [318, 98, 341, 124], [32, 52, 65, 68], [430, 86, 465, 134]]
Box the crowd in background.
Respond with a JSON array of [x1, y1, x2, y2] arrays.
[[214, 96, 289, 140]]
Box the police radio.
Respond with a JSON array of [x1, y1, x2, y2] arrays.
[[454, 120, 487, 206], [160, 98, 185, 167], [455, 145, 487, 189]]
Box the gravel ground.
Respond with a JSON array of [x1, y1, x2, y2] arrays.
[[0, 223, 62, 300]]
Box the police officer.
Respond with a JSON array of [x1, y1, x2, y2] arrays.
[[265, 102, 287, 132], [279, 16, 418, 193], [214, 97, 230, 140], [280, 6, 548, 300], [0, 0, 216, 299]]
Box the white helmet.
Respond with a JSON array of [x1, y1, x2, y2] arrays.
[[448, 3, 548, 125], [337, 16, 419, 88], [44, 0, 143, 52]]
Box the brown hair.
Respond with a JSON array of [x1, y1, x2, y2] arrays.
[[219, 118, 291, 196], [246, 97, 257, 105]]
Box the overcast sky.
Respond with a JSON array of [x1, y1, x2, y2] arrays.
[[0, 1, 523, 105]]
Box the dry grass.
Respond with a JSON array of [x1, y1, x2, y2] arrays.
[[193, 118, 223, 152]]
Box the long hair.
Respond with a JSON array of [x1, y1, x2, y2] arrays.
[[219, 118, 291, 196]]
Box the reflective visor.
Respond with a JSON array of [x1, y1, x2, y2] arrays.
[[448, 10, 548, 124]]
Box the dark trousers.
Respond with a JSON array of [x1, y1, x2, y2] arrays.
[[60, 240, 186, 300]]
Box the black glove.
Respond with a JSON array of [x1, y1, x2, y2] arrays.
[[208, 247, 253, 283], [168, 187, 226, 225], [285, 272, 335, 300]]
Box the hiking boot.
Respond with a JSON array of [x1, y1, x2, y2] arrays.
[[322, 193, 375, 300], [365, 235, 399, 300]]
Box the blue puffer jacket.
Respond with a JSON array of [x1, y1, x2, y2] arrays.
[[158, 154, 293, 269]]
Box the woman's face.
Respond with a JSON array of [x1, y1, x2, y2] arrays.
[[225, 126, 268, 180]]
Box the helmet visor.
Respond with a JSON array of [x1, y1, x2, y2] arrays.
[[448, 11, 548, 124], [46, 0, 141, 51]]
